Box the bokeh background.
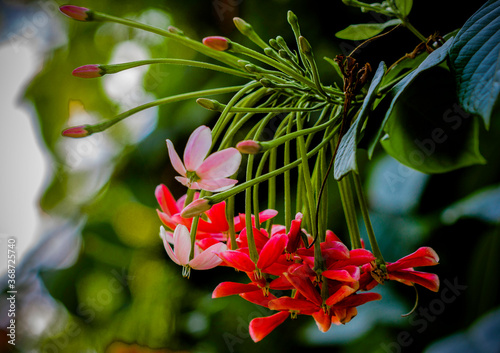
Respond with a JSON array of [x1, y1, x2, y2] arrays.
[[1, 0, 499, 352]]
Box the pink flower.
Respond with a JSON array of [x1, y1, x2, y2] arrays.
[[166, 126, 242, 192], [160, 225, 227, 278]]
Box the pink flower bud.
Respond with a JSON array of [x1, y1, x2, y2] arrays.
[[236, 140, 261, 154], [59, 5, 91, 21], [181, 199, 211, 218], [202, 36, 230, 51], [72, 64, 103, 78], [61, 125, 91, 138]]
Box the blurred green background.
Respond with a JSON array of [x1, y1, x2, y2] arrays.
[[1, 0, 500, 352]]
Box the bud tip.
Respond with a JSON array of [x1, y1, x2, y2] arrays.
[[59, 5, 91, 21], [202, 36, 230, 51]]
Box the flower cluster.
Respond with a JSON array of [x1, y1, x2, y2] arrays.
[[156, 126, 440, 342]]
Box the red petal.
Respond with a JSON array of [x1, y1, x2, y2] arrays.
[[197, 201, 229, 233], [268, 297, 318, 313], [249, 311, 289, 342], [217, 250, 255, 272], [212, 282, 259, 298], [257, 233, 288, 270], [155, 184, 180, 216], [322, 266, 360, 283], [312, 310, 332, 332], [240, 291, 276, 307], [333, 292, 382, 308], [388, 269, 440, 292], [286, 215, 303, 254], [325, 285, 356, 306], [284, 273, 322, 306], [325, 230, 342, 243], [388, 247, 440, 271], [237, 227, 270, 250]]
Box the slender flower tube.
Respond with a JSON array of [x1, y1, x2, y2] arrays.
[[166, 125, 242, 192], [181, 198, 211, 218], [236, 140, 261, 154]]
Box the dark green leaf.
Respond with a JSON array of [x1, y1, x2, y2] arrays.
[[449, 0, 500, 128], [335, 19, 402, 41], [366, 39, 453, 157], [380, 66, 486, 174], [334, 62, 386, 180]]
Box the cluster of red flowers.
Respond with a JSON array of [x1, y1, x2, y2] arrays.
[[156, 184, 439, 342]]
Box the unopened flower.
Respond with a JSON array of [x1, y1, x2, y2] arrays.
[[166, 125, 242, 192], [160, 225, 226, 278], [181, 198, 211, 218], [202, 36, 230, 51], [59, 5, 92, 21], [236, 140, 261, 154], [61, 125, 91, 138], [72, 64, 103, 78]]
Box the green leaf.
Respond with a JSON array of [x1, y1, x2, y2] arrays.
[[448, 0, 500, 128], [335, 19, 402, 40], [394, 0, 413, 18], [366, 39, 453, 158], [334, 62, 386, 180], [380, 66, 486, 174]]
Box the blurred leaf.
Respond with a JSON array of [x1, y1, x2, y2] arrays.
[[334, 61, 386, 180], [441, 183, 500, 224], [335, 19, 402, 40], [380, 66, 486, 173], [449, 0, 500, 128]]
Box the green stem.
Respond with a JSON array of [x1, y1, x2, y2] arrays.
[[102, 58, 251, 78], [93, 11, 242, 69], [207, 126, 339, 205], [284, 117, 293, 232], [338, 177, 362, 250], [245, 154, 260, 264], [227, 196, 237, 250], [88, 85, 245, 134], [352, 173, 385, 263], [189, 216, 200, 261], [403, 20, 427, 43]]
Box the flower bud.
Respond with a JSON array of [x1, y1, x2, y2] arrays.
[[72, 64, 103, 78], [233, 17, 253, 36], [181, 198, 211, 218], [202, 36, 230, 51], [236, 140, 261, 154], [61, 125, 91, 138], [298, 36, 312, 55], [196, 98, 224, 111], [59, 5, 92, 21]]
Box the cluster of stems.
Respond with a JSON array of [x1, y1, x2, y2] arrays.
[[59, 3, 434, 279]]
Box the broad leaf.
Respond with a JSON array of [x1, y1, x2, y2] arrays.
[[394, 0, 413, 18], [334, 62, 386, 180], [449, 0, 500, 128], [366, 39, 453, 158], [335, 19, 402, 41], [380, 66, 486, 174]]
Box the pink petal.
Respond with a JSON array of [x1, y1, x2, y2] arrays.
[[189, 242, 226, 270], [257, 233, 288, 271], [249, 311, 289, 342], [196, 177, 239, 192], [196, 147, 242, 179], [212, 282, 259, 298], [166, 140, 187, 176], [174, 176, 191, 188], [156, 210, 177, 230], [173, 225, 191, 265], [160, 226, 181, 265], [183, 126, 212, 171]]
